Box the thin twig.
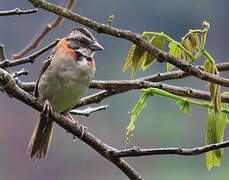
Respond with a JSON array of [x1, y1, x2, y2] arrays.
[[0, 8, 38, 16], [0, 40, 59, 68], [70, 105, 109, 116], [0, 69, 142, 180], [115, 140, 229, 157], [13, 0, 76, 59], [28, 0, 229, 88], [12, 68, 28, 78]]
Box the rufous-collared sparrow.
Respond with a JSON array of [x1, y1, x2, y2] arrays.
[[27, 27, 103, 159]]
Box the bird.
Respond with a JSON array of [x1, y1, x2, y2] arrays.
[[27, 27, 104, 159]]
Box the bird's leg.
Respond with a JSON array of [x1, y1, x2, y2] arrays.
[[42, 99, 53, 119], [64, 111, 78, 141], [79, 124, 87, 139], [64, 111, 87, 140], [65, 111, 78, 124]]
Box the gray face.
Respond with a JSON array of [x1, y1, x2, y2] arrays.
[[66, 27, 103, 58]]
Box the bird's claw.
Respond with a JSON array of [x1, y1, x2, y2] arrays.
[[42, 99, 53, 119]]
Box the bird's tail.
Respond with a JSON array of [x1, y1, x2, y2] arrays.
[[27, 114, 54, 159]]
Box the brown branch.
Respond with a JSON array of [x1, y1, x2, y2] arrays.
[[115, 140, 229, 157], [0, 40, 58, 68], [15, 76, 229, 108], [139, 62, 229, 82], [0, 8, 38, 16], [13, 0, 76, 59], [75, 80, 229, 108], [28, 0, 229, 88], [0, 68, 142, 180]]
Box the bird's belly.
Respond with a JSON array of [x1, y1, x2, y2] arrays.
[[51, 80, 88, 112], [38, 73, 89, 113]]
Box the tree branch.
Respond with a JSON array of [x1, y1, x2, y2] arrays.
[[15, 76, 229, 109], [28, 0, 229, 88], [13, 0, 76, 59], [0, 68, 142, 180], [75, 80, 229, 108], [139, 62, 229, 82], [0, 40, 58, 68], [0, 8, 38, 16], [115, 140, 229, 157]]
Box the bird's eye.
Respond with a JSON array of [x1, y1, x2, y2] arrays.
[[78, 38, 91, 46]]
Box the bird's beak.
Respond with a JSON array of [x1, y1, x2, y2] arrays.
[[90, 41, 104, 51]]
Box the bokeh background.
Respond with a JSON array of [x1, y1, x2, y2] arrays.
[[1, 0, 229, 179]]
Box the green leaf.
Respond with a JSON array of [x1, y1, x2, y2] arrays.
[[142, 34, 165, 71], [206, 109, 221, 169], [187, 33, 200, 52], [177, 100, 191, 114], [204, 59, 213, 73], [123, 33, 150, 77], [122, 44, 136, 72], [206, 101, 228, 170], [126, 92, 150, 142], [167, 42, 181, 71], [181, 39, 193, 61], [182, 38, 193, 53]]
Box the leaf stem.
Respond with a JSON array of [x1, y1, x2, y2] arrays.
[[144, 88, 229, 114], [143, 32, 193, 58], [193, 23, 210, 61]]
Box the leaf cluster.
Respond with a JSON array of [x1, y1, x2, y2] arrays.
[[124, 21, 229, 169]]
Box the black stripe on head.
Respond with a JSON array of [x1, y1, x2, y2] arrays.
[[72, 27, 95, 41]]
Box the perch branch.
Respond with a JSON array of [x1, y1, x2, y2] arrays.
[[0, 8, 38, 16], [28, 0, 229, 88], [13, 0, 76, 59], [0, 68, 142, 180]]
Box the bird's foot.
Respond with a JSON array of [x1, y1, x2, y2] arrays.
[[79, 124, 87, 139], [42, 99, 53, 119]]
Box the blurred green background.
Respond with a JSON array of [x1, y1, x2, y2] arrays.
[[1, 0, 229, 179]]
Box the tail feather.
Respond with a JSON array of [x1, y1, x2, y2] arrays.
[[28, 114, 55, 159]]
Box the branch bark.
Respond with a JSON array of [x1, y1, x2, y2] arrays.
[[0, 8, 38, 16]]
